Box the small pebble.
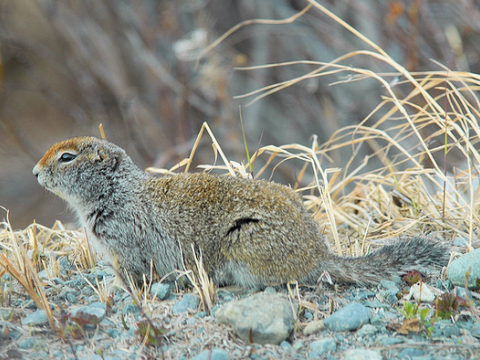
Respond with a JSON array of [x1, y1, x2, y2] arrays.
[[79, 355, 102, 360], [457, 321, 473, 330], [280, 340, 293, 352], [69, 304, 106, 321], [66, 293, 78, 303], [150, 283, 171, 300], [173, 294, 199, 314], [353, 291, 376, 300], [343, 348, 382, 360], [308, 337, 336, 358], [443, 325, 460, 337], [447, 248, 480, 288], [456, 287, 472, 300], [292, 341, 304, 351], [304, 311, 314, 320], [380, 336, 404, 346], [356, 324, 378, 337], [18, 338, 34, 349], [264, 286, 276, 295], [107, 329, 120, 338], [380, 280, 400, 291], [37, 269, 49, 279], [453, 237, 467, 246], [122, 304, 139, 315], [471, 324, 480, 338], [215, 292, 295, 345], [22, 310, 49, 326], [195, 311, 207, 318], [377, 290, 398, 305], [50, 277, 65, 285], [324, 302, 369, 331], [303, 320, 325, 336], [398, 347, 424, 359], [192, 349, 229, 360]]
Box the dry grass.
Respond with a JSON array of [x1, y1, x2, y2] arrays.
[[0, 210, 93, 330], [0, 1, 479, 349]]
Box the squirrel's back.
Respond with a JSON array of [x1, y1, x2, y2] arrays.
[[33, 136, 451, 288]]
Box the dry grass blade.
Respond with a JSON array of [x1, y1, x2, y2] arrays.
[[0, 211, 55, 329], [184, 244, 217, 314], [199, 2, 480, 252], [196, 4, 312, 66]]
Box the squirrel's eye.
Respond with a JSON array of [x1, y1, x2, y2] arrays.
[[58, 153, 77, 163]]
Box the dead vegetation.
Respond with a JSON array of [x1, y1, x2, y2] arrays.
[[1, 0, 480, 358]]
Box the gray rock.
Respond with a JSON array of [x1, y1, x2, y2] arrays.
[[18, 338, 34, 349], [264, 286, 276, 295], [356, 324, 378, 337], [456, 287, 472, 300], [279, 340, 294, 354], [453, 237, 468, 246], [443, 325, 460, 337], [303, 320, 325, 335], [343, 349, 382, 360], [398, 347, 424, 359], [50, 277, 65, 285], [304, 311, 314, 320], [69, 303, 106, 321], [324, 302, 369, 331], [22, 310, 49, 326], [123, 304, 139, 315], [292, 341, 304, 351], [380, 280, 400, 291], [215, 292, 296, 345], [457, 320, 473, 330], [58, 256, 71, 274], [471, 324, 480, 338], [79, 356, 103, 360], [66, 293, 77, 303], [172, 293, 199, 314], [37, 269, 49, 279], [107, 328, 120, 338], [380, 336, 404, 346], [192, 349, 229, 360], [196, 311, 207, 318], [308, 337, 336, 358], [150, 283, 171, 300], [377, 290, 398, 305], [90, 301, 107, 309], [447, 248, 480, 288], [378, 280, 400, 304], [353, 291, 376, 300]]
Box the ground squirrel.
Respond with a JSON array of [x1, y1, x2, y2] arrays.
[[33, 137, 450, 289]]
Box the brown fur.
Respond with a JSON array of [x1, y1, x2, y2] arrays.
[[33, 137, 451, 289]]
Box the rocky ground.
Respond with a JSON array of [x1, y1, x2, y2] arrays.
[[1, 250, 480, 360]]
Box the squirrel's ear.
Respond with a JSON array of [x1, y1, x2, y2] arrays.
[[96, 148, 107, 162]]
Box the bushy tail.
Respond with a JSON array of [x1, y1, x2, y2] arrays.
[[320, 236, 451, 285]]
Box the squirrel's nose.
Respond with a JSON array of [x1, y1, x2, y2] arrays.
[[33, 163, 40, 177]]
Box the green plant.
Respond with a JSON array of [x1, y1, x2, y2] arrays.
[[397, 301, 434, 336], [435, 292, 467, 320], [399, 301, 418, 319], [402, 271, 424, 286], [136, 320, 166, 347]]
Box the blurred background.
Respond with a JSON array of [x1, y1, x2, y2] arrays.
[[0, 0, 479, 228]]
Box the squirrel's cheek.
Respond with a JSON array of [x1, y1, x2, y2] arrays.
[[35, 173, 46, 187]]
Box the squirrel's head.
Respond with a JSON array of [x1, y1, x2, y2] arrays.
[[33, 137, 137, 209]]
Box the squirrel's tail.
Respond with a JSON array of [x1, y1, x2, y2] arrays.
[[315, 236, 451, 285]]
